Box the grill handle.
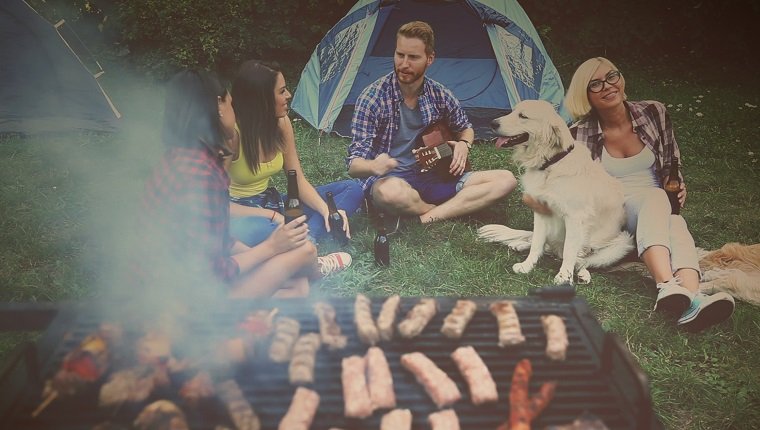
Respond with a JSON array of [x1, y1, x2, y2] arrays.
[[601, 333, 655, 430], [0, 341, 41, 419], [0, 302, 59, 331]]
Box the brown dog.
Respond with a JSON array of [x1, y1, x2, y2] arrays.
[[699, 243, 760, 306]]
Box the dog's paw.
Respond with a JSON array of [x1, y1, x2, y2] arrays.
[[512, 261, 534, 274], [577, 268, 591, 284], [553, 270, 573, 285], [508, 240, 532, 252]]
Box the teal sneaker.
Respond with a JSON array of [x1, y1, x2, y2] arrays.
[[654, 276, 693, 317], [677, 292, 735, 332]]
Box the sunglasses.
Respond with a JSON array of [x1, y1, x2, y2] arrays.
[[587, 70, 622, 93]]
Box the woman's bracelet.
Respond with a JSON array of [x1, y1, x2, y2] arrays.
[[270, 210, 277, 221]]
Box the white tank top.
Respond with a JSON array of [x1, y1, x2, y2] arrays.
[[601, 145, 659, 192]]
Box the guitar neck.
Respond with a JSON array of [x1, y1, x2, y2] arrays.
[[435, 143, 453, 158]]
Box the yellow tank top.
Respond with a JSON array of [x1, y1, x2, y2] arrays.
[[228, 148, 284, 198]]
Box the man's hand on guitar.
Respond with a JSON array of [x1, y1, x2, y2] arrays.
[[448, 140, 470, 176], [372, 153, 399, 176]]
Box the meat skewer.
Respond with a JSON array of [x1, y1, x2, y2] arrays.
[[178, 370, 215, 406], [451, 346, 498, 405], [98, 365, 166, 407], [490, 300, 526, 346], [541, 315, 569, 361], [289, 333, 321, 385], [376, 294, 401, 341], [269, 317, 300, 363], [400, 352, 461, 408], [497, 358, 557, 430], [366, 346, 396, 409], [224, 308, 279, 363], [313, 302, 347, 350], [133, 400, 189, 430], [429, 409, 461, 430], [278, 387, 320, 430], [354, 294, 380, 345], [381, 409, 412, 430], [397, 298, 437, 339], [441, 300, 477, 339], [216, 379, 261, 430], [341, 355, 374, 418], [32, 324, 119, 417]]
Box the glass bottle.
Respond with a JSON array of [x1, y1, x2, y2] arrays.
[[326, 191, 347, 245], [664, 157, 681, 215], [284, 170, 304, 224], [374, 213, 390, 267]]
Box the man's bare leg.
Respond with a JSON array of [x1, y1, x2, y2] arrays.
[[420, 170, 516, 223], [371, 176, 435, 217]]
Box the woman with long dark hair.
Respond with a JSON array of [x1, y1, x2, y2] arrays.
[[227, 60, 363, 276], [138, 69, 319, 298]]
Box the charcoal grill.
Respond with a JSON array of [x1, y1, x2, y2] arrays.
[[0, 288, 663, 429]]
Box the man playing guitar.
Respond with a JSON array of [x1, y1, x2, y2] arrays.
[[347, 21, 517, 224]]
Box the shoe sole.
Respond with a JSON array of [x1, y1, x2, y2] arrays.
[[655, 294, 691, 317], [679, 301, 734, 332]]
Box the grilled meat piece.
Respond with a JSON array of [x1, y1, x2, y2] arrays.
[[341, 355, 374, 418], [269, 317, 300, 363], [381, 409, 412, 430], [313, 302, 347, 350], [541, 314, 568, 361], [400, 352, 461, 408], [288, 333, 321, 385], [98, 365, 163, 407], [278, 387, 320, 430], [429, 409, 461, 430], [441, 300, 477, 339], [376, 295, 401, 341], [451, 346, 498, 405], [133, 400, 189, 430], [354, 294, 380, 345], [490, 301, 526, 346], [366, 346, 396, 410], [216, 379, 261, 430], [397, 298, 437, 339]]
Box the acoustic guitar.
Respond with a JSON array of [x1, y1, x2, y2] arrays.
[[412, 120, 471, 179]]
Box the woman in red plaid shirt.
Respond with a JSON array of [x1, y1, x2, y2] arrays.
[[139, 70, 318, 298]]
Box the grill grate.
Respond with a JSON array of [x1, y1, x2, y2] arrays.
[[0, 295, 661, 429]]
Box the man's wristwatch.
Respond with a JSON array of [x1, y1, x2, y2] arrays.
[[459, 139, 472, 150]]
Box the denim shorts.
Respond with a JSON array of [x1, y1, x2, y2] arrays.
[[387, 170, 472, 205]]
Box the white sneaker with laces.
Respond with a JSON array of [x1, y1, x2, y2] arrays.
[[318, 252, 352, 276], [677, 292, 735, 332], [654, 276, 693, 316]]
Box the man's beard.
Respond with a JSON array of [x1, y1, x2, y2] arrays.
[[395, 65, 425, 85]]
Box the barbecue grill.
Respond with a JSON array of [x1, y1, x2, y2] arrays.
[[0, 288, 663, 429]]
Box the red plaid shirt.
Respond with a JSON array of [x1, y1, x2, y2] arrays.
[[139, 147, 239, 288]]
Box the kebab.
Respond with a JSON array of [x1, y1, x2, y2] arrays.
[[313, 302, 347, 350], [376, 294, 401, 341], [490, 300, 526, 346], [400, 352, 461, 408], [98, 365, 166, 408], [381, 409, 412, 430], [429, 409, 461, 430], [133, 399, 189, 430], [451, 345, 498, 405], [225, 308, 278, 363], [341, 355, 374, 418], [278, 387, 320, 430], [441, 299, 477, 339], [354, 293, 380, 345], [216, 378, 261, 430], [497, 359, 557, 430], [541, 314, 569, 361], [366, 346, 396, 409], [397, 298, 437, 338], [289, 333, 321, 385], [269, 317, 300, 363], [32, 323, 121, 417]]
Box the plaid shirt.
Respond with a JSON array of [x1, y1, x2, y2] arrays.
[[570, 100, 682, 184], [347, 71, 472, 192], [140, 147, 239, 288]]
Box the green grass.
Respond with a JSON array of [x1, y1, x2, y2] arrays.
[[1, 62, 759, 429]]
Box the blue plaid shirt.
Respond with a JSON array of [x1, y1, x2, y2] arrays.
[[570, 100, 682, 184], [347, 71, 472, 192]]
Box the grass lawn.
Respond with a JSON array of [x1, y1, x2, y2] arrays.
[[1, 62, 759, 429]]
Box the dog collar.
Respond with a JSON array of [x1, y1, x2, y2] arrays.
[[539, 145, 574, 170]]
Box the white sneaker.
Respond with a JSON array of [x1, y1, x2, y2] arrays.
[[318, 252, 352, 276], [654, 276, 693, 316], [677, 292, 735, 332]]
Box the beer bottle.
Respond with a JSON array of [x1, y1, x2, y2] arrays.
[[284, 170, 304, 224], [664, 157, 681, 215], [374, 213, 390, 267], [326, 191, 347, 245]]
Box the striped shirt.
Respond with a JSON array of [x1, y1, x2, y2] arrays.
[[347, 71, 472, 192], [140, 147, 239, 288], [570, 100, 682, 184]]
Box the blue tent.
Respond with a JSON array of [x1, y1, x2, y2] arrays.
[[292, 0, 567, 138]]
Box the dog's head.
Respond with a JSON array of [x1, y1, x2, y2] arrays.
[[490, 100, 574, 169]]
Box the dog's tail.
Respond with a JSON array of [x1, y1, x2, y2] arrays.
[[477, 224, 532, 245], [584, 231, 635, 268]]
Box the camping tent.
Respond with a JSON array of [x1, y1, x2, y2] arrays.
[[292, 0, 567, 138], [0, 0, 121, 135]]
